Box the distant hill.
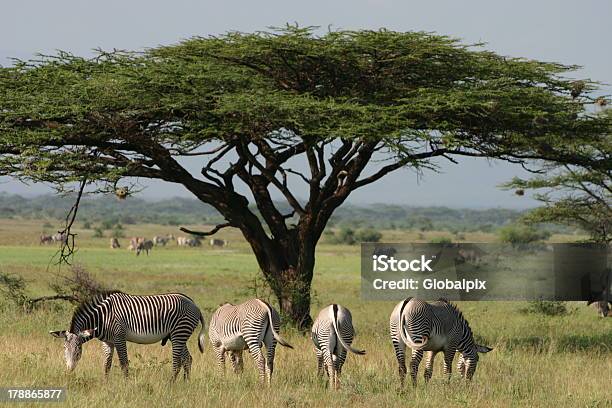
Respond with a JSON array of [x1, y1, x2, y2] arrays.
[[0, 192, 564, 233]]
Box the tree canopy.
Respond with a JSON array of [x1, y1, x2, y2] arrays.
[[1, 26, 610, 327]]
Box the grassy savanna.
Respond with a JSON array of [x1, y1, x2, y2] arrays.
[[0, 219, 610, 407]]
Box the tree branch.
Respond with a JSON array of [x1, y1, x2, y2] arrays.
[[179, 222, 233, 237]]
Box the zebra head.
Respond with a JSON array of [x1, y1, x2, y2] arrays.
[[49, 328, 96, 372]]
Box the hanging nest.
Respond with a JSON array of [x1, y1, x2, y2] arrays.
[[595, 97, 608, 107], [115, 187, 129, 200], [515, 189, 525, 196]]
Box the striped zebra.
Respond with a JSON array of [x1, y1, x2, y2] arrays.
[[311, 304, 365, 390], [209, 298, 293, 385], [49, 291, 206, 381], [136, 239, 154, 256], [390, 297, 492, 386]]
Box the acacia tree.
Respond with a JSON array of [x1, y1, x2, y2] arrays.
[[1, 27, 610, 328], [504, 109, 611, 243]]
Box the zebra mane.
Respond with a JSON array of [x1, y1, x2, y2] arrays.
[[439, 299, 473, 332], [69, 290, 122, 332]]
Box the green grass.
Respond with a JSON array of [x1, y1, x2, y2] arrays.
[[0, 219, 610, 407]]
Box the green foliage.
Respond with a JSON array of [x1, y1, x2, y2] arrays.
[[92, 227, 104, 238], [429, 236, 453, 244], [333, 227, 356, 245], [354, 228, 382, 243], [111, 227, 125, 239], [521, 300, 569, 316], [0, 272, 29, 308], [502, 108, 611, 243], [329, 227, 383, 244], [498, 224, 551, 248], [0, 26, 608, 189], [82, 221, 91, 229]]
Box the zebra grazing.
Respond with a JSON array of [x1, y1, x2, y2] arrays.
[[49, 291, 206, 380], [311, 304, 365, 390], [390, 297, 492, 386], [209, 298, 293, 385], [588, 300, 611, 317], [153, 235, 175, 246], [136, 239, 154, 256], [40, 234, 53, 245], [110, 238, 120, 249], [210, 238, 228, 248]]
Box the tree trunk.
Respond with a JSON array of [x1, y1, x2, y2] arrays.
[[271, 266, 313, 330], [239, 222, 316, 330]]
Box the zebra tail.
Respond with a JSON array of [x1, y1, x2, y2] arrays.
[[257, 299, 294, 349], [398, 301, 429, 350], [331, 304, 365, 355], [198, 311, 206, 353]]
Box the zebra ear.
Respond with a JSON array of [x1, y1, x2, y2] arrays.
[[49, 330, 66, 339], [475, 344, 493, 353], [78, 328, 97, 339]]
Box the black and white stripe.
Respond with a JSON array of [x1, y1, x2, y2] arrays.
[[311, 304, 365, 390], [208, 298, 293, 385], [50, 291, 206, 380], [389, 297, 492, 386]]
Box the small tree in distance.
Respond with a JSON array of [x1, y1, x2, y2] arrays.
[[0, 26, 609, 328]]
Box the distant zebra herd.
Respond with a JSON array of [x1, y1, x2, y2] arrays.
[[107, 235, 230, 255], [39, 232, 67, 245], [50, 295, 492, 389]]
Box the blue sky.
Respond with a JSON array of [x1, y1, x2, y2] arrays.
[[1, 0, 610, 208]]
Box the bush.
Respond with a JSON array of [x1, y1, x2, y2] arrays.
[[355, 228, 382, 243], [100, 219, 116, 230], [335, 227, 355, 245], [521, 300, 569, 316], [111, 228, 125, 239], [430, 236, 452, 244], [92, 228, 104, 238], [82, 221, 91, 229], [498, 224, 551, 248]]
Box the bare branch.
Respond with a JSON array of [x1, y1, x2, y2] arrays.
[[179, 222, 234, 237]]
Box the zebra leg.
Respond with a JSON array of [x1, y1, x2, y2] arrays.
[[181, 348, 192, 381], [457, 354, 466, 378], [464, 358, 478, 381], [321, 346, 335, 389], [392, 339, 407, 388], [115, 340, 129, 377], [424, 351, 437, 383], [334, 348, 347, 390], [246, 338, 266, 384], [170, 334, 189, 381], [263, 336, 277, 385], [409, 349, 423, 387], [229, 351, 243, 374], [213, 346, 226, 374], [442, 349, 455, 383], [315, 348, 324, 377], [101, 341, 114, 376]]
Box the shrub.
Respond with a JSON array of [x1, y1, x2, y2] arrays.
[[100, 220, 113, 230], [498, 224, 551, 248], [111, 228, 125, 239], [82, 221, 91, 229], [335, 227, 355, 245], [355, 228, 382, 243], [430, 236, 452, 244], [521, 300, 569, 316], [92, 228, 104, 238]]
